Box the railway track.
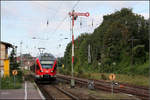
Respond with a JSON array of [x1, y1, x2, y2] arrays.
[[93, 79, 149, 100], [57, 74, 149, 100], [93, 79, 148, 91], [37, 84, 79, 100]]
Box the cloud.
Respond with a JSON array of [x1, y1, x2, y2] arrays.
[[1, 2, 20, 20], [139, 13, 149, 19], [2, 1, 148, 36], [1, 1, 149, 57], [29, 1, 76, 19]]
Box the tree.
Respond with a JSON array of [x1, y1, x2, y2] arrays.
[[9, 47, 19, 71], [62, 8, 149, 75]]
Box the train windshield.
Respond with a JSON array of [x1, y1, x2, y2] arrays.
[[39, 53, 55, 61], [42, 64, 53, 69]]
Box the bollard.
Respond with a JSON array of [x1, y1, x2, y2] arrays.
[[14, 75, 16, 88]]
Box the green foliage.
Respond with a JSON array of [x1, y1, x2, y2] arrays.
[[62, 8, 149, 76], [101, 74, 107, 80], [58, 67, 71, 75], [9, 47, 20, 71], [133, 45, 146, 64], [57, 57, 64, 67], [1, 76, 22, 89], [9, 47, 23, 81]]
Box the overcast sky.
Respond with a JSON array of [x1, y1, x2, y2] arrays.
[[1, 1, 149, 57]]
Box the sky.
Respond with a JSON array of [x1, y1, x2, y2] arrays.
[[1, 1, 149, 57]]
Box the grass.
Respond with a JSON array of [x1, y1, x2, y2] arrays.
[[1, 69, 23, 89], [88, 90, 138, 99], [58, 63, 149, 87], [118, 60, 149, 76], [73, 61, 149, 87], [1, 76, 22, 89], [80, 73, 149, 87], [114, 73, 149, 86]]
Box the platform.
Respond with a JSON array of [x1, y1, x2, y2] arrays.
[[0, 81, 45, 99]]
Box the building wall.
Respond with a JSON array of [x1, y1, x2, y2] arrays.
[[0, 43, 7, 70]]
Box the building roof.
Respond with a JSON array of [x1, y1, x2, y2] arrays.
[[0, 41, 13, 48]]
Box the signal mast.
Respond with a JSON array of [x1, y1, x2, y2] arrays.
[[69, 10, 90, 88]]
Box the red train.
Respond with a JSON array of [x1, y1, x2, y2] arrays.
[[32, 53, 57, 82]]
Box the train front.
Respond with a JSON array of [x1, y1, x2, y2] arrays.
[[35, 53, 57, 81]]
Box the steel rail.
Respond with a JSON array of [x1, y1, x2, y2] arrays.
[[54, 86, 79, 100], [56, 74, 149, 100]]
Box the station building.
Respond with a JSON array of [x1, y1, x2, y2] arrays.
[[16, 54, 35, 70], [0, 41, 13, 77]]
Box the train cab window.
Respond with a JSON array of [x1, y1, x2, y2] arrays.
[[42, 64, 53, 69]]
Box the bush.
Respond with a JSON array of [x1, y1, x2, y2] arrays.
[[58, 68, 71, 75], [10, 69, 23, 83], [1, 76, 22, 89], [78, 73, 91, 79], [78, 68, 83, 75]]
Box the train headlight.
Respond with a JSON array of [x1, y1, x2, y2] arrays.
[[36, 75, 40, 78], [51, 71, 53, 72]]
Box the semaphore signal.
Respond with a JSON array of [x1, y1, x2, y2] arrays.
[[68, 10, 90, 88]]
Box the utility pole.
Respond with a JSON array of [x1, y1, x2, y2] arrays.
[[128, 37, 139, 66], [14, 46, 17, 58], [88, 44, 91, 63], [20, 41, 23, 70], [69, 10, 89, 88]]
